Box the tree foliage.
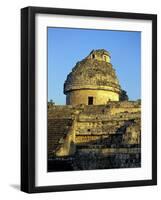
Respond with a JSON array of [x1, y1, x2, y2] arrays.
[[120, 90, 129, 101]]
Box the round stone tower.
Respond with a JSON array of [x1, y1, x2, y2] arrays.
[[64, 49, 121, 105]]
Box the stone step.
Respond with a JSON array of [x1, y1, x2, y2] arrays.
[[48, 118, 73, 157]]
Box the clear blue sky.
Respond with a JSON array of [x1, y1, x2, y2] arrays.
[[48, 27, 141, 104]]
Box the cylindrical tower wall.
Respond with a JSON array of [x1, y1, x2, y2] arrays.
[[66, 89, 119, 105]]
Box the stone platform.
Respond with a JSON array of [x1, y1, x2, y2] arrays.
[[48, 101, 141, 171]]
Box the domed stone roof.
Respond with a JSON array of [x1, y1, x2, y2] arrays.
[[64, 49, 121, 95]]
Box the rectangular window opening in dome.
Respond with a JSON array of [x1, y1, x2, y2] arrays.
[[88, 96, 94, 105]]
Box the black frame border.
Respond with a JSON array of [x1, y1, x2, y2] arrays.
[[21, 6, 157, 193]]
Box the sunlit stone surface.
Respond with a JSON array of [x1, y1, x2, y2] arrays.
[[48, 49, 141, 171]]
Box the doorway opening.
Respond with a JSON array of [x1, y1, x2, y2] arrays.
[[88, 96, 93, 105]]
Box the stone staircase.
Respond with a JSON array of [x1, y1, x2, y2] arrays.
[[48, 118, 73, 158], [48, 106, 74, 119]]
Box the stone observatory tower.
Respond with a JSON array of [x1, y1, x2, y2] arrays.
[[64, 49, 121, 105]]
